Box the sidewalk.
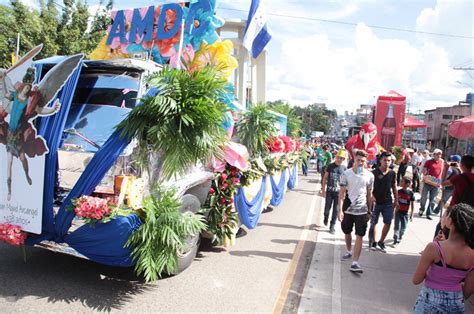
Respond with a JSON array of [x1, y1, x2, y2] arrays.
[[298, 181, 474, 313]]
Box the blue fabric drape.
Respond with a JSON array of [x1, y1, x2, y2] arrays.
[[287, 166, 297, 190], [235, 176, 267, 229], [26, 62, 83, 245], [53, 129, 132, 242], [64, 214, 142, 267], [270, 170, 287, 206]]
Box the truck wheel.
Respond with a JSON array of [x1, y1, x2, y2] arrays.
[[173, 194, 201, 274]]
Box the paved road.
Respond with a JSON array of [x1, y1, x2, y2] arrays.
[[0, 170, 321, 313], [299, 177, 474, 313]]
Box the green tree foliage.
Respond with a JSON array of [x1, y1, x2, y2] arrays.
[[0, 0, 112, 68], [267, 99, 302, 137], [294, 103, 337, 136]]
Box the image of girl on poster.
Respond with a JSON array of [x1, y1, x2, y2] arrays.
[[0, 67, 60, 201]]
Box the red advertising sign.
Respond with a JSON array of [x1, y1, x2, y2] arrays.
[[374, 90, 406, 150]]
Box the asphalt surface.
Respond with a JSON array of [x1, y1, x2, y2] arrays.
[[0, 170, 321, 313]]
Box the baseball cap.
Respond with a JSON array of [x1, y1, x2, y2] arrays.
[[433, 148, 442, 155], [336, 149, 347, 158], [449, 154, 461, 162]]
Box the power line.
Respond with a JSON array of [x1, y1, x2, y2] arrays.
[[218, 6, 474, 40]]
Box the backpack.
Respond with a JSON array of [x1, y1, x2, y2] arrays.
[[458, 174, 474, 206]]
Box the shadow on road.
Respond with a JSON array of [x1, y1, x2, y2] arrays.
[[0, 243, 150, 311]]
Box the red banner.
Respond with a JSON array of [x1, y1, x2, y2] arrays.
[[375, 90, 406, 150]]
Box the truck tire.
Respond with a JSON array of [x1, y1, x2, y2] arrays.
[[173, 194, 201, 274]]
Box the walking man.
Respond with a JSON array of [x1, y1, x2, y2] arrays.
[[369, 151, 398, 252], [338, 150, 374, 273], [322, 149, 347, 233], [419, 148, 444, 220]]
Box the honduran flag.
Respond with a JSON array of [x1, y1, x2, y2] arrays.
[[243, 0, 272, 59]]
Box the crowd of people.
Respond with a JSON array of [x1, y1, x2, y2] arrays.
[[301, 139, 474, 313]]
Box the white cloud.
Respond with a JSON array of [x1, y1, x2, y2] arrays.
[[266, 20, 469, 114]]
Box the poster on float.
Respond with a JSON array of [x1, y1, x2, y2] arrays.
[[374, 90, 406, 150], [0, 45, 82, 234]]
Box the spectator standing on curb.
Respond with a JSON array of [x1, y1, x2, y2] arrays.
[[411, 149, 423, 193], [321, 149, 347, 234], [433, 155, 461, 216], [321, 144, 333, 179], [419, 148, 444, 220], [393, 177, 415, 245], [301, 142, 313, 176], [412, 203, 474, 313], [338, 150, 374, 273], [396, 147, 409, 186], [368, 151, 398, 252]]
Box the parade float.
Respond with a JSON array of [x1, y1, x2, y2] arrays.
[[0, 0, 301, 281]]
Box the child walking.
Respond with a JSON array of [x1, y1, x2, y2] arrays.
[[412, 203, 474, 313], [393, 177, 415, 245]]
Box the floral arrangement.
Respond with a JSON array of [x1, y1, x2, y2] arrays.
[[69, 196, 130, 226], [205, 164, 241, 245], [267, 135, 300, 154], [0, 223, 27, 246]]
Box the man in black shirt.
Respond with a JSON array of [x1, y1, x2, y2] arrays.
[[368, 151, 399, 252], [321, 149, 348, 233]]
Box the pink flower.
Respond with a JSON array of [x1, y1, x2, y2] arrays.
[[73, 196, 112, 222], [222, 183, 228, 190], [209, 187, 215, 194], [232, 178, 240, 185], [221, 173, 228, 181], [219, 197, 226, 204], [0, 224, 27, 246]]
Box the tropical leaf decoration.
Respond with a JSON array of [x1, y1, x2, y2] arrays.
[[126, 186, 206, 282], [117, 65, 229, 180], [236, 103, 278, 158]]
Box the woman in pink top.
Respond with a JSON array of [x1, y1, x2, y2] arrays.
[[412, 203, 474, 313]]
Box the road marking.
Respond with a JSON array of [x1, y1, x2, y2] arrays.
[[332, 237, 342, 314], [272, 185, 319, 314]]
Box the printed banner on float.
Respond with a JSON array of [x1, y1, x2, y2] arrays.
[[0, 46, 82, 234]]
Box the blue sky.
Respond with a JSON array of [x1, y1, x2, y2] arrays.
[[3, 0, 473, 114]]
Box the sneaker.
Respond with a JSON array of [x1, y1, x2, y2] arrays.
[[377, 241, 387, 253], [341, 252, 353, 261], [427, 216, 433, 220], [392, 239, 399, 246], [369, 242, 377, 251], [329, 226, 335, 234], [418, 210, 424, 217], [349, 263, 363, 273], [323, 216, 329, 226]]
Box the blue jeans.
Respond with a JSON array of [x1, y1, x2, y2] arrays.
[[324, 191, 339, 227], [413, 286, 464, 314], [302, 161, 308, 176], [433, 188, 453, 216], [420, 184, 440, 217], [393, 211, 408, 241]]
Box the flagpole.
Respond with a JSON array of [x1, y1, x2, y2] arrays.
[[176, 18, 186, 70]]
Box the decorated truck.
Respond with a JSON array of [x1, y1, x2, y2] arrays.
[[0, 0, 301, 282]]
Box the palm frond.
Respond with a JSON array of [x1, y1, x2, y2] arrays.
[[236, 103, 278, 158], [117, 65, 229, 180]]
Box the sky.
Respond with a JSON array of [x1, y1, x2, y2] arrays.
[[3, 0, 473, 114]]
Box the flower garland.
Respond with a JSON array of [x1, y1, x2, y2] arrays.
[[68, 196, 131, 226], [205, 164, 241, 245], [0, 224, 27, 246]]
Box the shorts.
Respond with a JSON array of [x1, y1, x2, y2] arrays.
[[413, 286, 464, 314], [341, 213, 369, 237], [371, 203, 394, 225]]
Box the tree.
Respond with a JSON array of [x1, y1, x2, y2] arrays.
[[266, 99, 302, 137], [38, 0, 59, 57], [294, 103, 337, 136], [0, 5, 16, 68]]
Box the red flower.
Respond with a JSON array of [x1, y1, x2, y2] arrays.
[[222, 183, 228, 190], [209, 187, 215, 194], [219, 197, 226, 204], [221, 173, 228, 181], [232, 178, 240, 185]]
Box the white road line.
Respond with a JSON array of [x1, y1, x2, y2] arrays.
[[332, 236, 342, 314]]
